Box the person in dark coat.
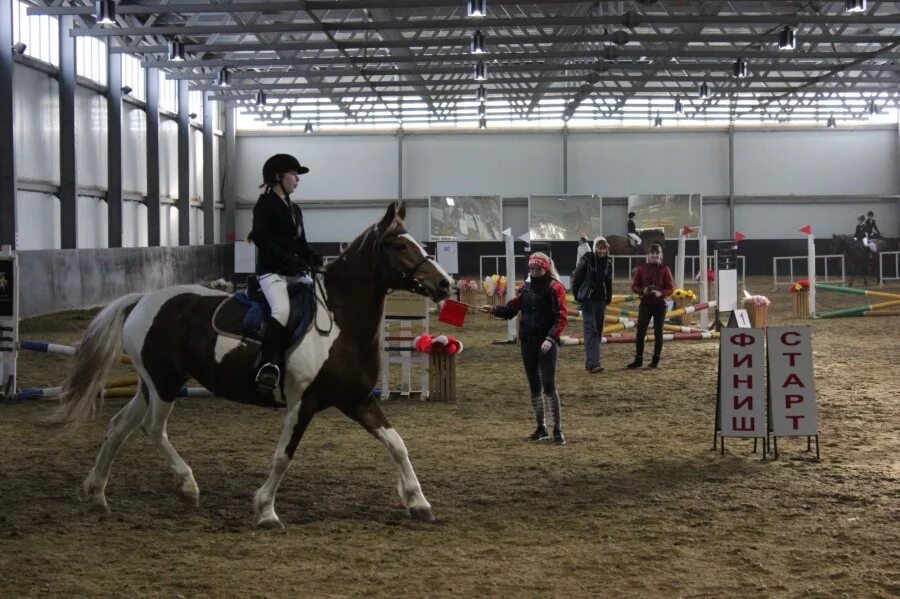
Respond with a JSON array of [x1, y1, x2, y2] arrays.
[[480, 253, 569, 444], [248, 153, 323, 393], [572, 236, 613, 373], [627, 243, 674, 369], [627, 211, 641, 248]]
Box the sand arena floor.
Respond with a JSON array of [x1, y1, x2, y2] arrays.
[[1, 276, 898, 598]]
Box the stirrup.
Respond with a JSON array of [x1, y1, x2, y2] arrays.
[[255, 362, 281, 393]]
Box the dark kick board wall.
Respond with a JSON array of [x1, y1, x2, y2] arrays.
[[309, 238, 898, 281]]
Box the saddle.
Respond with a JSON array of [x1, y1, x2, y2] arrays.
[[212, 276, 317, 346]]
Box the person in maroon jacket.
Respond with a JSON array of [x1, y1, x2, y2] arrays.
[[627, 243, 674, 369], [480, 253, 569, 444]]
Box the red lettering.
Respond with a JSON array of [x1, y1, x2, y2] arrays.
[[733, 375, 753, 389], [733, 395, 753, 410], [781, 331, 802, 346], [730, 333, 756, 347], [786, 415, 805, 430], [732, 417, 756, 432], [733, 353, 753, 368], [785, 394, 804, 408], [782, 352, 802, 367], [782, 373, 806, 388]]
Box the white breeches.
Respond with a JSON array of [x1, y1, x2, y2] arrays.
[[259, 273, 290, 326], [627, 232, 642, 245]]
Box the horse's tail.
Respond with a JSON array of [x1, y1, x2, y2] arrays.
[[46, 293, 144, 430]]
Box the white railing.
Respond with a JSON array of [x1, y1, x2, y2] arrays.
[[879, 251, 900, 287], [772, 254, 845, 290], [609, 255, 645, 282], [479, 254, 525, 284]]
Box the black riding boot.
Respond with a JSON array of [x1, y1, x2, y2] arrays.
[[255, 318, 289, 394]]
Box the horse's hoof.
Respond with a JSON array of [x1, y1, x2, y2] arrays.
[[409, 506, 436, 523], [87, 499, 111, 515], [257, 517, 285, 530]]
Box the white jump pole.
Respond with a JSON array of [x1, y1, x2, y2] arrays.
[[504, 228, 517, 342], [699, 234, 709, 329], [807, 231, 816, 318], [0, 245, 19, 398], [675, 232, 686, 290]]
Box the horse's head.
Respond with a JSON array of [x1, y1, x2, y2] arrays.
[[374, 202, 453, 302]]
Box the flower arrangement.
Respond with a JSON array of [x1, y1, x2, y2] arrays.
[[790, 279, 810, 293], [414, 334, 463, 355], [482, 275, 507, 296], [457, 278, 479, 291], [743, 294, 771, 307], [672, 288, 697, 301]]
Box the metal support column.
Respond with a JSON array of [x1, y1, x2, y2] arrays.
[[562, 125, 568, 194], [397, 128, 403, 200], [145, 68, 160, 246], [59, 16, 78, 248], [728, 125, 735, 239], [106, 47, 123, 247], [177, 80, 190, 245], [223, 106, 236, 242], [202, 92, 215, 244], [0, 0, 16, 248]]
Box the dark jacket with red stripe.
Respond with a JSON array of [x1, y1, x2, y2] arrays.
[[631, 262, 674, 306], [249, 189, 318, 276], [494, 276, 568, 343]]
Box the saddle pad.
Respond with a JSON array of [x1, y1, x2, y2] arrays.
[[212, 287, 316, 344]]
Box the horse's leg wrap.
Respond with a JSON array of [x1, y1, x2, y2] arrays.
[[373, 426, 434, 522]]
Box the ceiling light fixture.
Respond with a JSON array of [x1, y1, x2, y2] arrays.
[[473, 60, 487, 81], [674, 97, 683, 113], [216, 68, 231, 87], [255, 90, 266, 106], [94, 0, 116, 25], [778, 25, 797, 50], [475, 85, 486, 103], [304, 121, 313, 134], [467, 0, 487, 18], [471, 30, 485, 54], [845, 0, 866, 13], [478, 116, 487, 129], [826, 114, 837, 128], [478, 103, 485, 117], [654, 113, 662, 127], [698, 82, 709, 99], [732, 57, 749, 78], [283, 107, 292, 120], [168, 39, 185, 62], [867, 99, 878, 114]]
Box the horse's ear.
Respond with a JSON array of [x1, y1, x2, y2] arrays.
[[377, 202, 398, 236], [396, 201, 406, 221]]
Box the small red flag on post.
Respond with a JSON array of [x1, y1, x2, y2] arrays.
[[681, 226, 695, 236], [225, 231, 237, 242], [438, 299, 468, 327], [734, 231, 746, 242], [799, 225, 813, 234]]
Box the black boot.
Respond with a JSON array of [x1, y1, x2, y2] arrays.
[[526, 424, 549, 442], [647, 355, 660, 369], [626, 356, 643, 369], [255, 318, 289, 394]]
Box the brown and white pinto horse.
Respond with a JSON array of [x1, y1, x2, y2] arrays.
[[48, 202, 453, 528]]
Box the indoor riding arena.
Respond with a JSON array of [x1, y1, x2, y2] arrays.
[[1, 2, 898, 598]]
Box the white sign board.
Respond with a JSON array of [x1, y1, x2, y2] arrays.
[[730, 309, 751, 328], [718, 328, 767, 438], [436, 242, 459, 275], [767, 327, 818, 437], [234, 241, 256, 274], [718, 269, 738, 311]]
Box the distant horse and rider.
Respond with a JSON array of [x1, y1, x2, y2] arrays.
[[835, 210, 890, 287], [47, 202, 453, 528]]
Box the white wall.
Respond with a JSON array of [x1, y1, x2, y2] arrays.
[[123, 102, 147, 194], [76, 195, 107, 248], [16, 191, 60, 250], [404, 133, 562, 196], [123, 200, 147, 247], [13, 65, 59, 185], [735, 129, 900, 195], [74, 87, 107, 189], [234, 134, 398, 201], [568, 131, 729, 196], [159, 117, 178, 199]]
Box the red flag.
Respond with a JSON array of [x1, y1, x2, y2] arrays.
[[438, 300, 468, 327], [225, 231, 237, 242], [799, 225, 813, 234], [681, 226, 695, 236], [734, 231, 746, 242]]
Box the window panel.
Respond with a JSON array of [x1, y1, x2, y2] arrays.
[[12, 0, 59, 66]]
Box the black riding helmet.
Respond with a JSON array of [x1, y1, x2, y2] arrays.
[[261, 153, 309, 186]]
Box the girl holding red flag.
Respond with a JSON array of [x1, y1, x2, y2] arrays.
[[480, 253, 569, 444]]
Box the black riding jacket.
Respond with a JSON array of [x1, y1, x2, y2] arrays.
[[249, 189, 318, 276], [572, 254, 613, 304], [865, 218, 881, 238], [628, 218, 638, 235], [494, 276, 568, 343], [854, 223, 867, 240]]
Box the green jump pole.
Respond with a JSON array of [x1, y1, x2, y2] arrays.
[[819, 299, 900, 318], [816, 283, 900, 301]]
